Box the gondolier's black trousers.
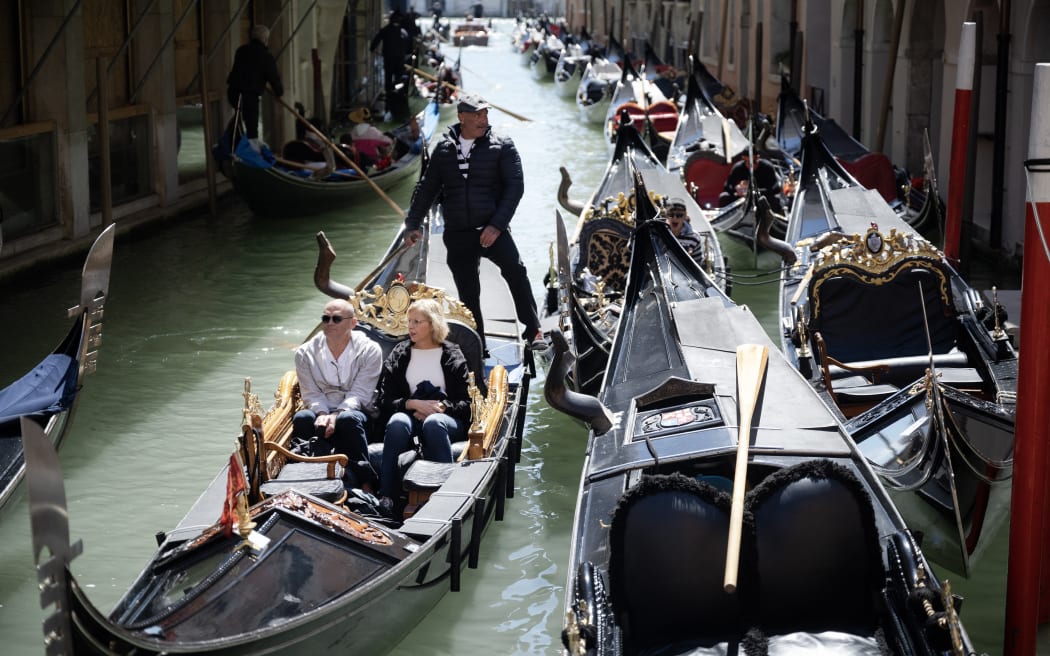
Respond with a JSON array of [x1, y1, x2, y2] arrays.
[[444, 228, 540, 349], [227, 88, 261, 139]]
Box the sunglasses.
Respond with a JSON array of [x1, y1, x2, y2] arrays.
[[321, 314, 345, 324]]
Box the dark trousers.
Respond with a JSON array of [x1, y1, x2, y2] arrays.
[[383, 55, 405, 92], [227, 88, 261, 139], [444, 228, 540, 347], [292, 409, 369, 464]]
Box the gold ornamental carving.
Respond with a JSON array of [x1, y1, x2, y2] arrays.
[[353, 281, 476, 336], [807, 226, 951, 318]]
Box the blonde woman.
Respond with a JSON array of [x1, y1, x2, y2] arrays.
[[376, 299, 473, 516]]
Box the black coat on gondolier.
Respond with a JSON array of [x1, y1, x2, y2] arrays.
[[405, 124, 539, 348], [406, 124, 524, 233]]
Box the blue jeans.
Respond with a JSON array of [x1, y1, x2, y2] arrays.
[[379, 411, 466, 499], [292, 409, 369, 464]]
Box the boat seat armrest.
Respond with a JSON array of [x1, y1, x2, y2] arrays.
[[264, 442, 348, 479]]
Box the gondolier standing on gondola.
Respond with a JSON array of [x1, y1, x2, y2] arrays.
[[402, 93, 544, 353], [226, 25, 284, 152]]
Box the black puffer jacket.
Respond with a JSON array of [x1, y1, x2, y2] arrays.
[[405, 124, 524, 233], [376, 340, 473, 426], [226, 39, 284, 97]]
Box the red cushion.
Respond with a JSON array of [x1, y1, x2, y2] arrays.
[[684, 156, 733, 207], [840, 153, 897, 203]]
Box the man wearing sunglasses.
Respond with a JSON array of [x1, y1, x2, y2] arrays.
[[662, 197, 707, 264], [292, 299, 383, 483]]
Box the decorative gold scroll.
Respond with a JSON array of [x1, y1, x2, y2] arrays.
[[353, 281, 476, 336], [807, 226, 951, 318]]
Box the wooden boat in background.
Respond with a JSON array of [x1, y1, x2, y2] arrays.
[[775, 79, 926, 220], [528, 32, 564, 81], [25, 225, 535, 654], [546, 213, 975, 655], [0, 224, 114, 514], [777, 123, 1016, 576], [226, 101, 439, 217], [576, 57, 622, 125], [602, 57, 677, 157], [666, 58, 751, 227], [452, 18, 489, 46], [544, 129, 726, 396], [553, 42, 588, 97]]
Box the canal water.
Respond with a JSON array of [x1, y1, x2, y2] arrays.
[[0, 19, 1018, 655]]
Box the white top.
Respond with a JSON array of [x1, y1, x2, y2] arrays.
[[351, 123, 392, 144], [294, 331, 383, 414], [406, 347, 446, 394]]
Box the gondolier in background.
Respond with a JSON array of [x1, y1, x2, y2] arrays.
[[371, 11, 410, 95], [226, 24, 284, 152], [719, 152, 786, 215], [403, 93, 544, 354], [292, 299, 383, 486]]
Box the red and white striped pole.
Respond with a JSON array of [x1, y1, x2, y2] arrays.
[[1004, 62, 1050, 656], [943, 22, 976, 264]]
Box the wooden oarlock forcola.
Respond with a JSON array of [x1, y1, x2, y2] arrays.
[[723, 343, 770, 594]]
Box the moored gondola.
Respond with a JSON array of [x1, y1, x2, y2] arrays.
[[545, 118, 727, 396], [24, 223, 534, 655], [0, 224, 114, 515], [602, 57, 677, 158], [546, 202, 975, 655], [666, 58, 751, 228], [775, 78, 926, 221], [554, 42, 588, 97], [777, 123, 1016, 576], [576, 57, 622, 125]]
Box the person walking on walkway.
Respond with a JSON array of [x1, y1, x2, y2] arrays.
[[402, 93, 543, 353], [226, 24, 284, 149]]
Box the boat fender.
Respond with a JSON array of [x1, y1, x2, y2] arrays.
[[542, 328, 613, 434]]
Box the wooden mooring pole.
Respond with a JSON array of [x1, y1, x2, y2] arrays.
[[943, 22, 975, 265], [1004, 62, 1050, 656]]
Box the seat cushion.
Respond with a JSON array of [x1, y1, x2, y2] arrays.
[[258, 462, 346, 502], [609, 473, 747, 650], [747, 460, 883, 636], [404, 459, 459, 491]]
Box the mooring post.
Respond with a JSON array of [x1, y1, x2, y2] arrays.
[[1004, 62, 1050, 656], [943, 22, 976, 265]]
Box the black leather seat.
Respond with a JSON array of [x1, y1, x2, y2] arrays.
[[747, 460, 884, 638], [608, 473, 747, 653]]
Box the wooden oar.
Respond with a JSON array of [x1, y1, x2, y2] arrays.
[[406, 65, 532, 122], [269, 92, 406, 217], [724, 343, 770, 594]]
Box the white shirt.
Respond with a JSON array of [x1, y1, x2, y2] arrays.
[[294, 331, 383, 414], [405, 347, 446, 394]]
